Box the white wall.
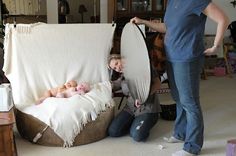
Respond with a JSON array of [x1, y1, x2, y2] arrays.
[[100, 0, 108, 23], [205, 0, 236, 35], [46, 0, 58, 24]]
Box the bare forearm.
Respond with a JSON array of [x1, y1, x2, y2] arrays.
[[204, 2, 229, 47], [130, 17, 166, 33], [142, 20, 167, 33], [214, 18, 229, 47], [203, 2, 229, 55]]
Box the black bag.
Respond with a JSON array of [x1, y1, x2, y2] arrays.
[[228, 21, 236, 43], [160, 103, 176, 121]]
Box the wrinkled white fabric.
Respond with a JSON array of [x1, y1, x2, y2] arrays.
[[3, 23, 115, 108], [3, 23, 116, 146]]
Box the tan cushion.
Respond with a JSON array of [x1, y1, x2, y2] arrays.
[[15, 107, 114, 146]]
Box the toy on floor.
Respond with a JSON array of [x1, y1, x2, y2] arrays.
[[226, 139, 236, 156]]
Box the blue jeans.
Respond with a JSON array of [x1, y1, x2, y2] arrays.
[[108, 110, 158, 141], [166, 57, 204, 155]]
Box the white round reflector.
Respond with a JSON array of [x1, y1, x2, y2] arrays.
[[121, 23, 151, 103]]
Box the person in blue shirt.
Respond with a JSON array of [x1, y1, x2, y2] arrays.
[[130, 1, 229, 156]]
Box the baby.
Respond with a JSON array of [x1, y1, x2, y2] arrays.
[[35, 80, 91, 105], [56, 82, 91, 98]]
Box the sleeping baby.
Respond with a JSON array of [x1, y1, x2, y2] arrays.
[[35, 80, 91, 105]]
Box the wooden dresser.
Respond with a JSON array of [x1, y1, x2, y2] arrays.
[[0, 108, 17, 156]]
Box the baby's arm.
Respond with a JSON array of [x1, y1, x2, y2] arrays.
[[35, 90, 52, 105], [57, 87, 76, 98], [55, 92, 65, 98], [54, 85, 67, 98]]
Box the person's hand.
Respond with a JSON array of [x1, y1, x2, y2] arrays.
[[130, 17, 143, 24], [135, 99, 141, 108], [204, 45, 219, 56]]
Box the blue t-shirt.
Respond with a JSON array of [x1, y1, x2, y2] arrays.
[[164, 0, 211, 62]]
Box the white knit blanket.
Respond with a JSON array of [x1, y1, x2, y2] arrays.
[[22, 81, 114, 147]]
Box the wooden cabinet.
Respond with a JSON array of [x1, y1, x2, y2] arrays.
[[109, 0, 167, 22], [114, 0, 167, 32], [0, 109, 17, 156], [108, 0, 167, 53], [115, 0, 167, 18]]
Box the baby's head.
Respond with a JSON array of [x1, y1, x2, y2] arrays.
[[76, 82, 90, 94], [64, 80, 78, 89], [108, 54, 123, 73]]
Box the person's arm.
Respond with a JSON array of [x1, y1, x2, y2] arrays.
[[203, 2, 230, 55], [130, 17, 167, 33], [150, 77, 161, 95]]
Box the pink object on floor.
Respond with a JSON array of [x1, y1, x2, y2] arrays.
[[214, 67, 226, 76], [226, 139, 236, 156]]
